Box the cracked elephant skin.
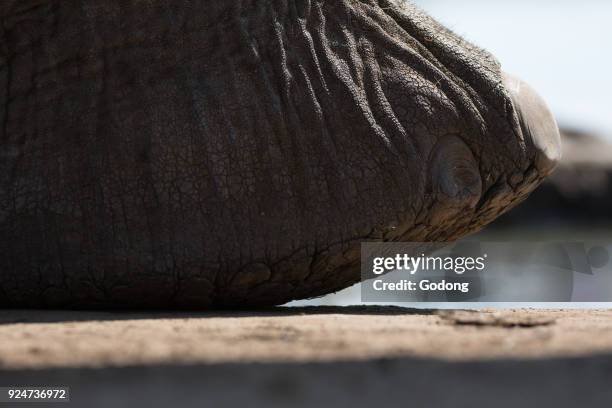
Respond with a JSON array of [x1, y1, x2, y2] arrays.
[[0, 0, 559, 308]]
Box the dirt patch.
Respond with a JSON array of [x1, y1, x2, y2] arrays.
[[1, 308, 611, 370], [437, 310, 557, 327]]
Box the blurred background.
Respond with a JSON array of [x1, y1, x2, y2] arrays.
[[289, 0, 612, 308]]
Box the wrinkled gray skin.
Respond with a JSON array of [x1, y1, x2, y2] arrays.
[[494, 130, 612, 227], [0, 0, 560, 308]]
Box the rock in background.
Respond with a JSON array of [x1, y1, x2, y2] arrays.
[[491, 129, 612, 228]]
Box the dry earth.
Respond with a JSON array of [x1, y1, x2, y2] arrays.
[[1, 307, 612, 369], [1, 307, 612, 407]]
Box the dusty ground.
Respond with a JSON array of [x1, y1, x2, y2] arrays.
[[2, 307, 612, 369], [1, 307, 612, 407]]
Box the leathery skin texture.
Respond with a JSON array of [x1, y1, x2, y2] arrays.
[[0, 0, 558, 308]]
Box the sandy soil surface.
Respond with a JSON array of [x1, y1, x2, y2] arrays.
[[1, 307, 612, 369], [1, 307, 612, 407]]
